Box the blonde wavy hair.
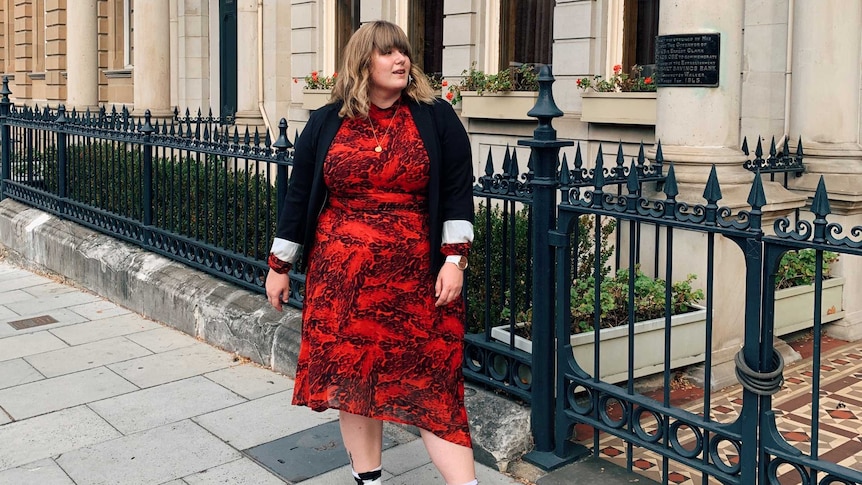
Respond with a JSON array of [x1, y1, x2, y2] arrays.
[[332, 20, 437, 118]]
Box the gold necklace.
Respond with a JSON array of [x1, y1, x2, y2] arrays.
[[367, 102, 400, 153]]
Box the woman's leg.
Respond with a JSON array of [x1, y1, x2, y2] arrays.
[[339, 411, 384, 475], [420, 428, 477, 485]]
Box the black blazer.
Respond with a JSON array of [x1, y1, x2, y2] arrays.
[[275, 97, 474, 273]]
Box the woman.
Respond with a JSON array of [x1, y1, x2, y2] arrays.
[[265, 20, 477, 485]]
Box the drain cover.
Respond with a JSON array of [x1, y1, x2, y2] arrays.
[[8, 314, 59, 330]]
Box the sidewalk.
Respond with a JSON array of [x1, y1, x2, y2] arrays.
[[0, 259, 528, 485]]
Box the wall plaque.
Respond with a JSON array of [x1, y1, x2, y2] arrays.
[[655, 33, 720, 87]]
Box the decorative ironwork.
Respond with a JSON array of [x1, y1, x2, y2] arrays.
[[742, 135, 804, 175]]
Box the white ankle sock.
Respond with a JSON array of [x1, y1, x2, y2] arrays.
[[352, 466, 382, 485], [450, 480, 478, 485]]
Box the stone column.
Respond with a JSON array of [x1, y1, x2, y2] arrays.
[[232, 0, 265, 130], [133, 0, 173, 117], [788, 1, 862, 341], [654, 0, 749, 191], [65, 0, 99, 109], [652, 0, 806, 390]]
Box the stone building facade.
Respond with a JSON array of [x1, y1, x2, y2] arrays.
[[1, 0, 860, 386]]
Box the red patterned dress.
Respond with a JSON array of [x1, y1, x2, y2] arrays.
[[291, 100, 472, 448]]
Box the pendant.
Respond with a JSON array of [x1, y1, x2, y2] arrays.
[[374, 146, 383, 153]]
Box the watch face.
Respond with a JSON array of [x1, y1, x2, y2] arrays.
[[457, 256, 468, 270]]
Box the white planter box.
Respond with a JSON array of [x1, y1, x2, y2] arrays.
[[458, 91, 539, 120], [774, 277, 845, 336], [301, 89, 332, 110], [491, 307, 708, 384], [580, 91, 657, 125]]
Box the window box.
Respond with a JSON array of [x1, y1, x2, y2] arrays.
[[491, 306, 708, 385], [301, 89, 333, 111], [580, 91, 657, 125], [458, 91, 539, 121], [774, 277, 845, 336]]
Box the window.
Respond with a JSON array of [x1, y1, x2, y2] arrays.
[[335, 0, 360, 71], [499, 0, 553, 69], [124, 0, 134, 67], [409, 0, 444, 78], [622, 0, 659, 70]]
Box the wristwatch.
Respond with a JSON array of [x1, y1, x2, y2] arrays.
[[445, 255, 468, 270]]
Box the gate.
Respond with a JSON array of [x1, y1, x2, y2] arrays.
[[517, 67, 862, 483]]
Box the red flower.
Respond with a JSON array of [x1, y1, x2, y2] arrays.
[[613, 64, 622, 74], [441, 80, 448, 87], [445, 91, 454, 101], [293, 78, 298, 83], [332, 72, 338, 78], [576, 78, 582, 86], [311, 71, 319, 81], [644, 77, 653, 84]]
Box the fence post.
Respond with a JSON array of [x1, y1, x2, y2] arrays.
[[0, 76, 11, 201], [141, 110, 155, 243], [519, 65, 576, 469], [272, 118, 291, 217], [56, 106, 68, 213]]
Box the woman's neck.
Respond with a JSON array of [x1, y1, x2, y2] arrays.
[[369, 89, 402, 109]]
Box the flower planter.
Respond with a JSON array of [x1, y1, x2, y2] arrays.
[[774, 277, 845, 336], [301, 89, 332, 110], [580, 91, 657, 125], [491, 307, 708, 384], [458, 91, 539, 121]]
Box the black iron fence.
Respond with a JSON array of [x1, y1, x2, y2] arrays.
[[0, 78, 298, 298]]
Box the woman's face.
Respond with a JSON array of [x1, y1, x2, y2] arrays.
[[369, 47, 410, 97]]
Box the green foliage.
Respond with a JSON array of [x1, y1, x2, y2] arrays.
[[576, 64, 656, 93], [570, 268, 704, 334], [447, 62, 539, 105], [481, 209, 705, 338], [41, 142, 278, 260], [774, 249, 838, 290], [467, 203, 531, 333]]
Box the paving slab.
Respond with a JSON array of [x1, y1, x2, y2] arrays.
[[194, 390, 339, 450], [203, 363, 294, 400], [0, 308, 91, 338], [0, 289, 36, 306], [5, 285, 101, 315], [0, 273, 53, 294], [0, 458, 75, 485], [122, 326, 203, 353], [380, 438, 431, 476], [535, 456, 660, 485], [384, 461, 522, 485], [0, 305, 18, 321], [48, 312, 163, 346], [66, 299, 132, 321], [0, 406, 122, 471], [0, 411, 9, 426], [182, 457, 285, 485], [0, 331, 68, 362], [107, 341, 239, 388], [0, 367, 138, 420], [18, 281, 79, 298], [56, 419, 242, 485], [24, 336, 153, 377], [246, 419, 396, 483], [0, 358, 44, 390], [89, 376, 247, 434]]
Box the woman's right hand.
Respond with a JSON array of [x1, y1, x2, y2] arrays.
[[265, 269, 291, 311]]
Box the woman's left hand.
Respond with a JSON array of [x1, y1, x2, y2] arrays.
[[435, 263, 465, 307]]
